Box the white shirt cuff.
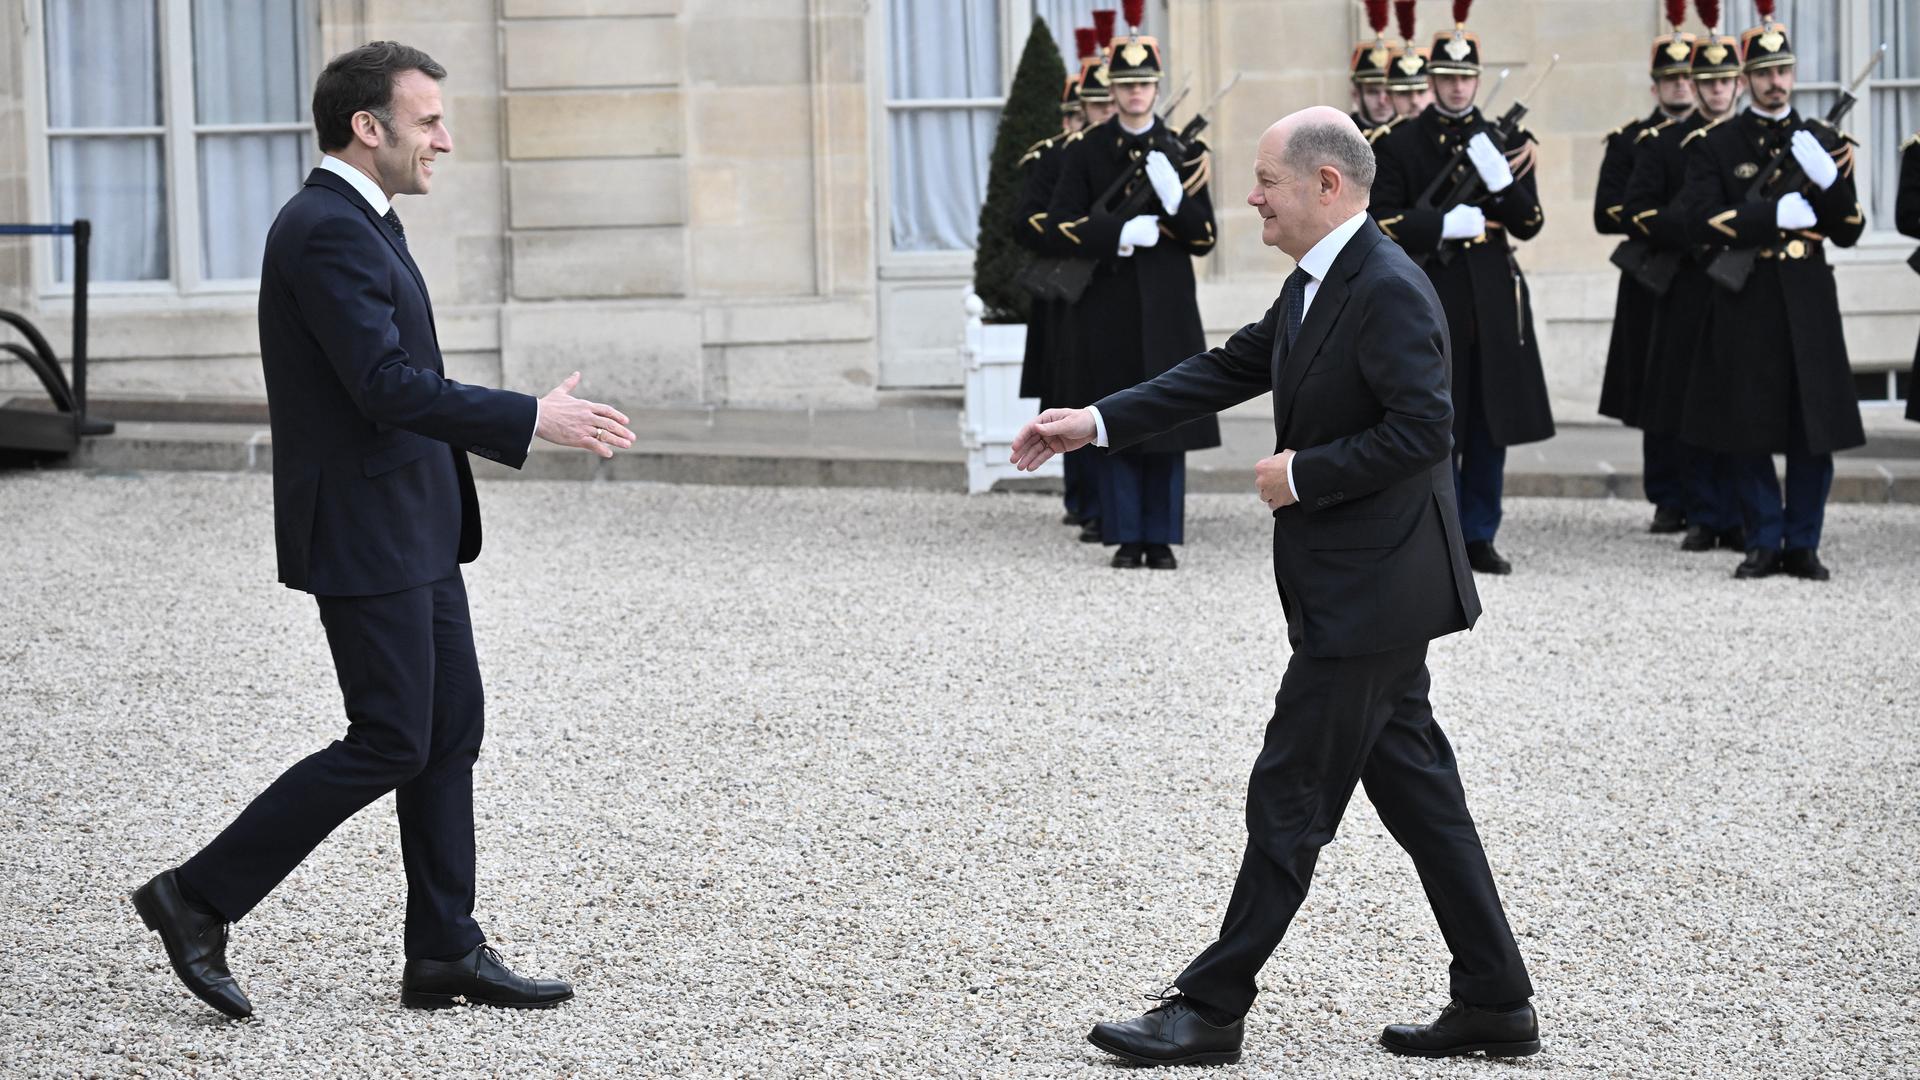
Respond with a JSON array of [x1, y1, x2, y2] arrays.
[[529, 399, 540, 454], [1286, 453, 1300, 503], [1088, 406, 1109, 448]]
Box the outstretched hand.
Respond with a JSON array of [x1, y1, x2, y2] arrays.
[[1010, 407, 1097, 471], [536, 372, 634, 459]]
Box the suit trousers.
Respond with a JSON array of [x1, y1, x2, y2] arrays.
[[1099, 451, 1185, 545], [1642, 430, 1684, 512], [1176, 643, 1533, 1019], [1453, 376, 1506, 544], [178, 573, 488, 960]]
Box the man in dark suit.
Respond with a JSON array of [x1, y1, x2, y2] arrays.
[[131, 42, 632, 1019], [1012, 107, 1536, 1067]]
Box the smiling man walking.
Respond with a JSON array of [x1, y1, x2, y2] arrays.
[[131, 42, 629, 1020]]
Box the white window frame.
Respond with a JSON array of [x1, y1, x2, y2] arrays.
[[20, 0, 319, 299]]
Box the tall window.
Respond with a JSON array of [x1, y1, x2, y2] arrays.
[[1867, 0, 1918, 230], [40, 0, 313, 288], [884, 3, 1004, 252]]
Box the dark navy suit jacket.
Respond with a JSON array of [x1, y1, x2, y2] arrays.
[[1095, 219, 1481, 658], [258, 168, 537, 596]]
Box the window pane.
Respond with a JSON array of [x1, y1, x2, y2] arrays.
[[1873, 0, 1919, 78], [198, 133, 306, 279], [49, 135, 168, 282], [887, 0, 1001, 99], [192, 0, 312, 125], [1720, 2, 1839, 83], [1869, 88, 1919, 229], [889, 107, 999, 251], [43, 0, 162, 128]]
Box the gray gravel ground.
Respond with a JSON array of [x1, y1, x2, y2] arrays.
[[1, 470, 1917, 1078]]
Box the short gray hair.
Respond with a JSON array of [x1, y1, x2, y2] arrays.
[[1282, 118, 1376, 194]]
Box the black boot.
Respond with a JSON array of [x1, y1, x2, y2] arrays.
[[131, 869, 253, 1020], [1061, 511, 1085, 527], [1649, 505, 1686, 534], [1717, 526, 1747, 550], [1380, 1000, 1541, 1058], [1145, 543, 1178, 570], [1733, 548, 1781, 579], [1088, 995, 1244, 1066], [1679, 524, 1717, 552], [1078, 519, 1103, 543], [1465, 540, 1511, 575], [1111, 543, 1145, 568], [1781, 548, 1830, 581], [400, 944, 574, 1010]]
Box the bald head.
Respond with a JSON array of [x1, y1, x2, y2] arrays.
[[1248, 107, 1376, 259]]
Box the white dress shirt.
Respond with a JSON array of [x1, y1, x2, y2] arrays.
[[1089, 210, 1372, 502], [318, 155, 543, 452]]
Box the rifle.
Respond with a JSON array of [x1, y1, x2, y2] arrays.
[[1410, 58, 1558, 267], [1019, 73, 1241, 304], [1705, 44, 1886, 293], [1609, 238, 1682, 295]]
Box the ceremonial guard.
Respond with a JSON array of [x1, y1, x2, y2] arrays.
[[1017, 27, 1105, 540], [1621, 1, 1745, 554], [1898, 128, 1920, 423], [1383, 2, 1432, 127], [1348, 1, 1398, 135], [1370, 0, 1554, 574], [1675, 2, 1865, 581], [1596, 1, 1696, 534], [1040, 0, 1218, 569]]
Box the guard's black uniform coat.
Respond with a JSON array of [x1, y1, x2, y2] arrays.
[[1596, 109, 1671, 425], [1621, 111, 1714, 437], [1040, 114, 1220, 454], [1675, 109, 1865, 455], [1370, 106, 1555, 448], [1012, 131, 1079, 407], [1897, 133, 1920, 423]]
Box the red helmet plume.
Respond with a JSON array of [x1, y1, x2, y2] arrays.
[[1092, 8, 1117, 43], [1366, 0, 1389, 35], [1121, 0, 1145, 31], [1695, 0, 1720, 32], [1074, 27, 1097, 60], [1665, 0, 1687, 29], [1452, 0, 1473, 24], [1754, 0, 1775, 18], [1395, 1, 1417, 40]]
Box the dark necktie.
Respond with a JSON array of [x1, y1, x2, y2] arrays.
[[1282, 266, 1312, 351], [383, 207, 407, 251]]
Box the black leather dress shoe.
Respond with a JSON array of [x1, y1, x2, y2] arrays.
[[1111, 543, 1145, 568], [1734, 548, 1781, 579], [1465, 540, 1511, 575], [1380, 1000, 1540, 1058], [1782, 548, 1830, 581], [131, 869, 252, 1020], [1649, 506, 1686, 534], [1680, 524, 1717, 552], [1718, 527, 1746, 550], [1088, 996, 1244, 1066], [1062, 511, 1086, 527], [1145, 543, 1178, 570], [400, 944, 573, 1009], [1079, 519, 1103, 543]]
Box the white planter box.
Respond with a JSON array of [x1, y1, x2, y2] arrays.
[[960, 292, 1060, 493]]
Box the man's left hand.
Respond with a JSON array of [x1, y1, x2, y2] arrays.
[[1256, 449, 1297, 509]]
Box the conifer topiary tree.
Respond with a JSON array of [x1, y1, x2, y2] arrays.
[[972, 17, 1067, 324]]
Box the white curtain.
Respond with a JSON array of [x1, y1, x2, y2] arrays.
[[1869, 0, 1918, 227], [1722, 0, 1838, 115], [1037, 0, 1103, 76], [886, 0, 1002, 251], [44, 0, 168, 282], [193, 0, 311, 280]]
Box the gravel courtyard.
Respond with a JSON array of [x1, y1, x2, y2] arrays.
[[1, 470, 1915, 1078]]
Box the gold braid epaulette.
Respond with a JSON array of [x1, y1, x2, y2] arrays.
[[1681, 117, 1728, 147]]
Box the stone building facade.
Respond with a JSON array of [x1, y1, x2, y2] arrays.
[[1, 0, 1914, 420]]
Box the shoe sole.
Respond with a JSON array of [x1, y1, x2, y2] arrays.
[[1086, 1031, 1240, 1067], [130, 887, 253, 1020], [400, 989, 574, 1010], [1379, 1037, 1542, 1059]]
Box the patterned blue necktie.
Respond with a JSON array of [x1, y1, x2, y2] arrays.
[[383, 207, 407, 251], [1283, 266, 1312, 351]]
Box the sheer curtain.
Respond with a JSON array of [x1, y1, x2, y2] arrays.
[[193, 0, 311, 280], [1869, 0, 1918, 228], [1722, 0, 1838, 115], [1038, 0, 1103, 77], [886, 0, 1002, 251], [44, 0, 168, 283]]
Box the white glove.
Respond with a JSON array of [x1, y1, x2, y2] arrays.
[[1466, 132, 1514, 193], [1441, 204, 1487, 240], [1144, 150, 1183, 214], [1775, 191, 1818, 230], [1117, 214, 1161, 256], [1790, 129, 1839, 191]]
